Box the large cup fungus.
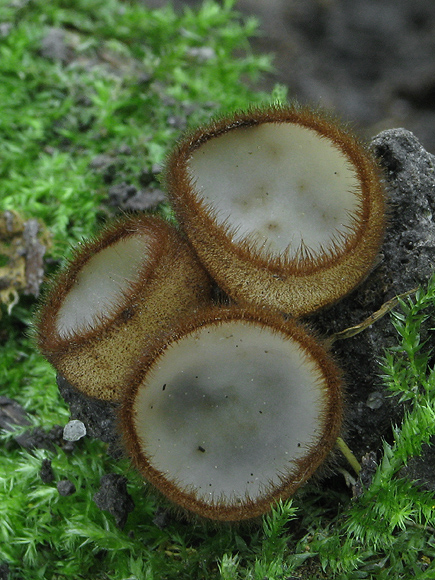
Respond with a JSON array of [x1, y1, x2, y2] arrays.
[[120, 306, 342, 521], [165, 105, 385, 316], [36, 215, 211, 401], [35, 103, 386, 522]]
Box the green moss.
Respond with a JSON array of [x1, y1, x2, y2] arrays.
[[2, 0, 435, 578], [0, 0, 271, 256], [307, 278, 435, 579], [6, 273, 435, 580]]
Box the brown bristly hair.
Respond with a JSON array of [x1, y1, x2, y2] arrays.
[[164, 103, 386, 317], [119, 304, 343, 522], [35, 214, 213, 401]]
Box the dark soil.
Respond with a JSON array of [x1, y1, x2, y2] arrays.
[[147, 0, 435, 152]]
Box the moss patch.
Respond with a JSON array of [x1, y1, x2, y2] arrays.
[[1, 0, 435, 578]]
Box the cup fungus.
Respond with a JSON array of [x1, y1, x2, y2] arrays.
[[35, 103, 387, 522], [120, 306, 343, 522], [36, 215, 212, 401], [165, 104, 385, 316]]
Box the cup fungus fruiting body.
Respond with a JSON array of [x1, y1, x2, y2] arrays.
[[120, 306, 343, 522], [36, 215, 212, 402], [165, 105, 386, 317]]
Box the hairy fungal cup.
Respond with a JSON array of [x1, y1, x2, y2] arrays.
[[35, 103, 386, 522], [36, 215, 211, 402], [165, 105, 385, 316], [120, 306, 343, 522]]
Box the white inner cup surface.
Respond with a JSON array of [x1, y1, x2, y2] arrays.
[[56, 234, 151, 339], [134, 321, 327, 504], [188, 123, 361, 258]]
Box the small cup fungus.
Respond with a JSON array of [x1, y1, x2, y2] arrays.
[[120, 306, 343, 521], [36, 215, 211, 401], [165, 105, 385, 316]]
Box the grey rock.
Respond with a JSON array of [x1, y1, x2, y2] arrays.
[[56, 375, 122, 458], [93, 474, 134, 528], [57, 479, 76, 496], [311, 128, 435, 458], [40, 458, 55, 484], [63, 419, 87, 442], [107, 182, 166, 212], [40, 27, 72, 63]]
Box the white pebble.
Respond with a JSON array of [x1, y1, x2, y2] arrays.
[[63, 420, 87, 441]]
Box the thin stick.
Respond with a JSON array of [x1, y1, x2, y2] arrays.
[[336, 437, 361, 475], [329, 288, 418, 344]]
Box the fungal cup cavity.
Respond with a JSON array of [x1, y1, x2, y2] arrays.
[[56, 234, 153, 340], [166, 105, 385, 316], [122, 309, 343, 521], [188, 122, 362, 258], [36, 214, 212, 401]]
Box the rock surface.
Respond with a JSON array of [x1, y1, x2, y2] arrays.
[[311, 128, 435, 458]]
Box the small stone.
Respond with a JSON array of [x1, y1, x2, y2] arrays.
[[186, 46, 216, 62], [63, 419, 86, 441], [40, 27, 71, 63], [88, 154, 117, 170], [93, 474, 134, 528], [57, 479, 76, 496], [167, 115, 186, 129], [40, 458, 55, 484], [0, 396, 31, 433], [151, 163, 162, 175], [117, 143, 132, 155], [107, 182, 166, 212], [0, 22, 12, 37], [153, 506, 171, 529], [353, 452, 378, 498], [366, 391, 384, 410]]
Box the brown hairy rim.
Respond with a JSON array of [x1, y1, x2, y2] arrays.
[[165, 104, 386, 316], [120, 305, 343, 521], [35, 214, 212, 401]]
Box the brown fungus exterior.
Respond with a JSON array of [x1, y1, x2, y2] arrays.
[[165, 104, 386, 317], [36, 214, 212, 402], [33, 103, 388, 523], [120, 305, 343, 522]]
